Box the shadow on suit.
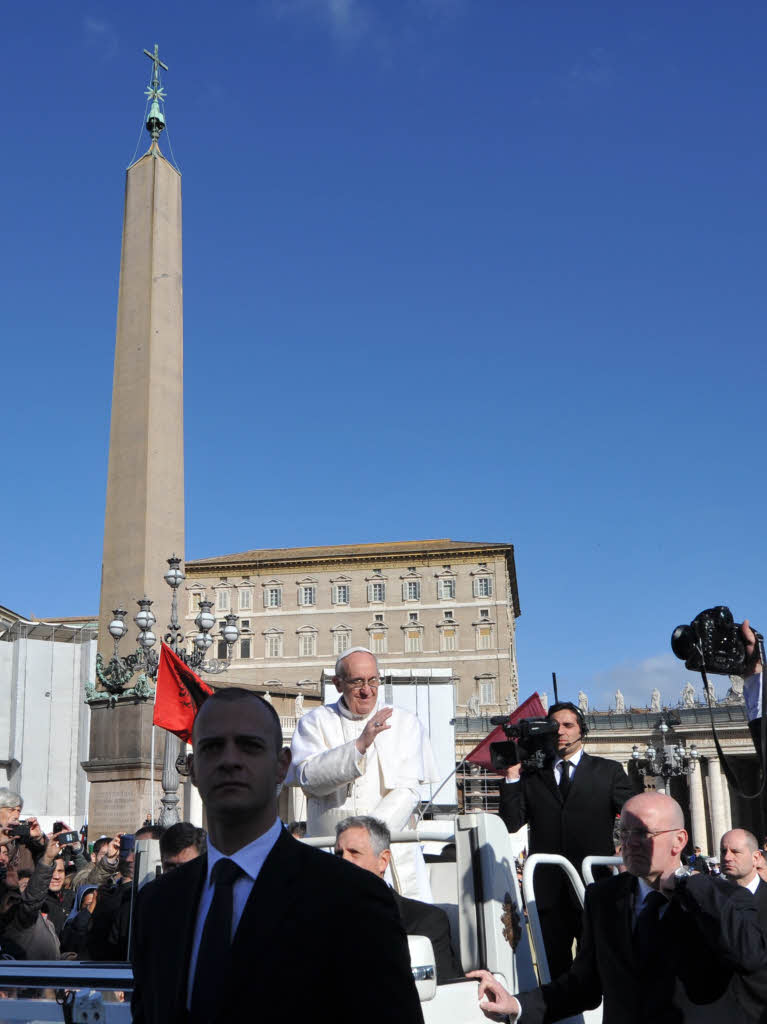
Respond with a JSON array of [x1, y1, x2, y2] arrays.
[[131, 830, 424, 1024]]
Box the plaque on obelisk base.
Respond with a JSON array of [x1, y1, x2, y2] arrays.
[[84, 48, 185, 838]]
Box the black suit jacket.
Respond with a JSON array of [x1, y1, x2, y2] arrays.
[[131, 830, 424, 1024], [517, 872, 767, 1024], [391, 891, 461, 984], [498, 752, 635, 900], [729, 879, 767, 1023]]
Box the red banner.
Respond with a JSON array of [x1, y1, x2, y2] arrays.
[[464, 692, 547, 771], [153, 642, 215, 743]]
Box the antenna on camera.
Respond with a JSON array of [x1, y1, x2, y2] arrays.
[[552, 671, 559, 703]]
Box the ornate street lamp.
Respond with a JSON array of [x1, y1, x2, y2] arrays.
[[631, 713, 699, 793], [95, 555, 241, 825], [97, 556, 240, 691]]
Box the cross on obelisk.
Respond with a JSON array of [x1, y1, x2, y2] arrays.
[[143, 44, 168, 89]]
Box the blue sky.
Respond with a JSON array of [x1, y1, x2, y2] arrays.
[[3, 1, 765, 710]]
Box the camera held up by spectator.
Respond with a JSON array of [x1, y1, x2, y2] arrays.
[[671, 606, 761, 675]]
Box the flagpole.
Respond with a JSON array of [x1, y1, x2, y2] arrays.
[[150, 645, 161, 825]]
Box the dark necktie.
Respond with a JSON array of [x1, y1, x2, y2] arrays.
[[633, 890, 666, 965], [190, 858, 242, 1023], [558, 759, 571, 799]]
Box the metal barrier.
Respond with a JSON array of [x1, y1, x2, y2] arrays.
[[581, 856, 622, 886], [0, 962, 133, 1022], [521, 854, 586, 985]]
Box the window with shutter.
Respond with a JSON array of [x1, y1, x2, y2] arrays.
[[216, 590, 230, 611], [438, 579, 456, 599], [405, 581, 421, 601], [441, 628, 457, 652], [300, 633, 317, 657], [333, 584, 350, 605], [405, 630, 422, 653], [371, 631, 387, 654], [333, 630, 351, 655], [477, 626, 493, 650], [267, 634, 283, 658], [480, 679, 496, 705], [240, 639, 251, 659], [239, 589, 253, 611]]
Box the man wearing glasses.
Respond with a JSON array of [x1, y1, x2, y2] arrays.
[[288, 647, 440, 898], [468, 792, 767, 1022]]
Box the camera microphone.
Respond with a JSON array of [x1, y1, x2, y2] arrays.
[[489, 715, 511, 727]]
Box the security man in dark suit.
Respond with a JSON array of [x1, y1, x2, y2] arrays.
[[720, 827, 767, 1021], [131, 688, 423, 1024], [470, 793, 767, 1023], [334, 815, 461, 984], [498, 700, 636, 977]]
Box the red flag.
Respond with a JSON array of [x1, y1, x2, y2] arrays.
[[153, 642, 215, 743], [464, 692, 547, 772]]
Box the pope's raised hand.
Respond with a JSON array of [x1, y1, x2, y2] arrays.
[[356, 706, 394, 754]]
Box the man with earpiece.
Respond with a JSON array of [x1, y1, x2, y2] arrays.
[[498, 701, 637, 978]]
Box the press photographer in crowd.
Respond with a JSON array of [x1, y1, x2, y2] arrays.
[[497, 702, 636, 978]]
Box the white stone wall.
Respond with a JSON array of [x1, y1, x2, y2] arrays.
[[0, 626, 94, 824]]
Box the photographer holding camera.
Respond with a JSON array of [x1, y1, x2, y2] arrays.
[[0, 789, 46, 888], [498, 702, 636, 978]]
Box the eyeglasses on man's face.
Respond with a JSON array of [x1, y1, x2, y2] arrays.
[[342, 676, 381, 692], [616, 827, 679, 844]]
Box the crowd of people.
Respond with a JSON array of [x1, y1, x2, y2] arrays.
[[0, 792, 206, 964]]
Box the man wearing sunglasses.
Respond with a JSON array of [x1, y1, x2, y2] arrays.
[[288, 647, 440, 898], [468, 791, 767, 1023]]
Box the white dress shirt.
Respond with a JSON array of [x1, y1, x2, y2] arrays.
[[186, 818, 283, 1007], [554, 747, 584, 786], [746, 873, 761, 895]]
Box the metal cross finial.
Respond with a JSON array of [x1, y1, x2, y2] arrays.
[[143, 44, 168, 144], [144, 44, 168, 91]]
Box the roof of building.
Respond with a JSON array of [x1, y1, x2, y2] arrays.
[[188, 538, 521, 616]]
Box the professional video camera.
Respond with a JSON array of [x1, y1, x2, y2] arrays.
[[488, 716, 559, 773], [671, 606, 753, 676]]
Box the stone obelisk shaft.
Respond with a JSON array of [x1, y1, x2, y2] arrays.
[[98, 150, 184, 657], [88, 149, 184, 837]]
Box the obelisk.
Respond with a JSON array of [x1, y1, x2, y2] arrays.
[[85, 47, 184, 837]]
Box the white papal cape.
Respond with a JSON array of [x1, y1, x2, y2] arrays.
[[287, 699, 441, 898]]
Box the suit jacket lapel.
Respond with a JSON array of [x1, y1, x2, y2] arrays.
[[229, 830, 303, 974], [537, 764, 562, 803]]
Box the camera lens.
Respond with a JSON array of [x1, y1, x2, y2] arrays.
[[671, 625, 695, 660]]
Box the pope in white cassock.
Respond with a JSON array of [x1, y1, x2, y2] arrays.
[[288, 647, 441, 899]]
